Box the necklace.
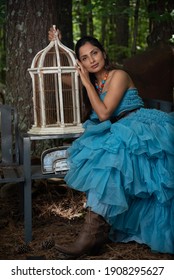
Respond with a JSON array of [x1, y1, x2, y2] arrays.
[[95, 72, 108, 94]]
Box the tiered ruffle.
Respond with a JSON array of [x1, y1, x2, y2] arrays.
[[64, 108, 174, 254]]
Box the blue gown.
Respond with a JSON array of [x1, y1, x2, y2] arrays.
[[65, 88, 174, 254]]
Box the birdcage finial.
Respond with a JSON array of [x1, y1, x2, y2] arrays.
[[52, 25, 61, 41]]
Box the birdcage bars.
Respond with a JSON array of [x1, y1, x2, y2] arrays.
[[28, 30, 84, 135]]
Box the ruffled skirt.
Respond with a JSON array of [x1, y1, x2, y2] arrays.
[[64, 108, 174, 254]]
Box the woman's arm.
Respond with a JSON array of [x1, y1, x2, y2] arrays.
[[76, 61, 131, 121]]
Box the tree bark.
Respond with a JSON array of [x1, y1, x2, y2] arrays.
[[57, 0, 73, 48], [116, 0, 129, 47], [147, 0, 174, 47], [131, 0, 140, 55], [6, 0, 72, 131]]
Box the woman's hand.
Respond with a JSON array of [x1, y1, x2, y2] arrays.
[[48, 26, 62, 41], [75, 60, 91, 88]]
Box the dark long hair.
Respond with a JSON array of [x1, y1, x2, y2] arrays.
[[75, 36, 117, 121]]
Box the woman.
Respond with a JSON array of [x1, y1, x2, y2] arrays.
[[49, 28, 174, 256]]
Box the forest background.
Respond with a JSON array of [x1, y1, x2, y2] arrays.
[[0, 1, 174, 260], [0, 0, 173, 134]]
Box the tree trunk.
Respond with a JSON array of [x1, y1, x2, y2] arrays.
[[57, 0, 73, 48], [116, 0, 129, 47], [79, 0, 88, 37], [87, 0, 93, 36], [131, 0, 140, 55], [5, 0, 72, 131], [147, 0, 174, 47]]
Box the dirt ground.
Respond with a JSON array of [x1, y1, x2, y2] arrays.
[[0, 178, 173, 260]]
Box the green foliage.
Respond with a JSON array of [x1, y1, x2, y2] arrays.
[[72, 0, 150, 62], [169, 35, 174, 44], [108, 45, 131, 64], [0, 0, 6, 25], [1, 0, 173, 80]]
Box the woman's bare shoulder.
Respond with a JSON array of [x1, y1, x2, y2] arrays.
[[110, 69, 129, 77], [109, 69, 130, 83], [109, 69, 134, 87]]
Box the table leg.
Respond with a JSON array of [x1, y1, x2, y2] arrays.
[[23, 136, 32, 243]]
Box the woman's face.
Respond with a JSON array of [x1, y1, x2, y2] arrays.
[[78, 42, 105, 73]]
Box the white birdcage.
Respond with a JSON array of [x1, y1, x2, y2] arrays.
[[28, 26, 84, 135]]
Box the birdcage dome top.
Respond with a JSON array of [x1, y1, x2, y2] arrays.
[[29, 27, 76, 72]]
